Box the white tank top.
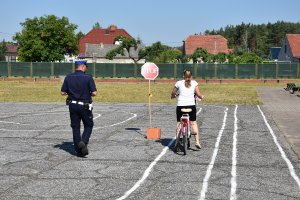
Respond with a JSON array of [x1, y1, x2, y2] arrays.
[[175, 80, 198, 106]]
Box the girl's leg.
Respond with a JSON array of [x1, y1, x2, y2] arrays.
[[191, 121, 201, 147], [176, 122, 181, 143]]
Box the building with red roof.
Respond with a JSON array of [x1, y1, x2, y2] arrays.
[[79, 25, 132, 55], [5, 43, 18, 62], [183, 34, 232, 56], [278, 34, 300, 62]]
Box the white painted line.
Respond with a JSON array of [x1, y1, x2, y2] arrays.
[[94, 113, 137, 130], [199, 107, 228, 200], [257, 105, 300, 188], [93, 113, 101, 120], [0, 112, 135, 132], [230, 105, 238, 200], [116, 107, 203, 200], [0, 121, 29, 125], [116, 137, 176, 200]]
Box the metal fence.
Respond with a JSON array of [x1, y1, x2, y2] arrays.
[[0, 62, 299, 79]]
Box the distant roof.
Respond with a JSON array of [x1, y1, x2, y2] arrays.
[[269, 47, 281, 59], [5, 44, 18, 53], [79, 25, 132, 54], [79, 43, 145, 59], [286, 34, 300, 57], [184, 34, 231, 55]]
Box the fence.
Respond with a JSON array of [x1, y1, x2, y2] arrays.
[[0, 62, 299, 79]]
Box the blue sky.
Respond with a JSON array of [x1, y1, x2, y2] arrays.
[[1, 0, 300, 46]]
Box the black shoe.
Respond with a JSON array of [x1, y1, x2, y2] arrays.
[[78, 141, 89, 156]]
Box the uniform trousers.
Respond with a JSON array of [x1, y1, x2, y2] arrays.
[[69, 103, 94, 153]]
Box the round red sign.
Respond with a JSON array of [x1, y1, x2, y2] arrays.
[[141, 62, 159, 80]]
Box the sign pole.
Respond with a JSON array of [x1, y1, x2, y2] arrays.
[[141, 62, 161, 140], [148, 79, 152, 128]]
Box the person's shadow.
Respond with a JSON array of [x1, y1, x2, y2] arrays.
[[54, 142, 76, 155]]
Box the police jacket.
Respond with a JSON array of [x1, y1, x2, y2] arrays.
[[61, 70, 97, 103]]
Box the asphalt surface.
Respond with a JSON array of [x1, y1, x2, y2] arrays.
[[257, 87, 300, 160], [0, 102, 299, 199]]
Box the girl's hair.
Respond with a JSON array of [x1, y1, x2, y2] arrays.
[[183, 69, 192, 88]]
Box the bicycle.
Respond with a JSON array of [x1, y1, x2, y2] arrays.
[[175, 108, 193, 155]]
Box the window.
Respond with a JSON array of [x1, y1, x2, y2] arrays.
[[284, 45, 287, 53]]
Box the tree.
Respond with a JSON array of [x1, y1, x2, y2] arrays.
[[105, 35, 144, 63], [204, 21, 300, 58], [0, 40, 6, 61], [212, 52, 227, 63], [106, 39, 184, 63], [232, 52, 262, 64], [190, 48, 211, 63], [76, 31, 85, 44], [93, 22, 101, 29], [13, 15, 78, 62]]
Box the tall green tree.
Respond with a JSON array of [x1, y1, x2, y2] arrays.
[[0, 40, 6, 61], [14, 15, 78, 62], [205, 21, 300, 58]]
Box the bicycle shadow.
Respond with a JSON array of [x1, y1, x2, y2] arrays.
[[156, 138, 175, 147], [54, 141, 76, 156]]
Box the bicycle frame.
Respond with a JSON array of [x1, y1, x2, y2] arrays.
[[178, 113, 191, 155], [180, 114, 190, 137]]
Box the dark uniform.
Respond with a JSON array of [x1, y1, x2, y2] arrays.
[[61, 61, 97, 156]]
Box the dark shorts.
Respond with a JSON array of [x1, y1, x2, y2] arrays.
[[176, 105, 197, 122]]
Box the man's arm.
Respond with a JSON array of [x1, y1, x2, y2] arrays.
[[61, 91, 68, 96], [91, 91, 97, 96]]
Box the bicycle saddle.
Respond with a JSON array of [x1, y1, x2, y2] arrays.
[[181, 108, 192, 113]]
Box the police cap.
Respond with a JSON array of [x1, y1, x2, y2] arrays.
[[75, 60, 88, 67]]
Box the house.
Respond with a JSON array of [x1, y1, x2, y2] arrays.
[[79, 43, 145, 63], [78, 25, 145, 63], [183, 34, 232, 56], [278, 34, 300, 63], [5, 43, 18, 62], [268, 47, 281, 61]]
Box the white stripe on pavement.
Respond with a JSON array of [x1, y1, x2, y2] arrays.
[[257, 105, 300, 188], [230, 105, 238, 200], [116, 107, 203, 200], [199, 107, 228, 200]]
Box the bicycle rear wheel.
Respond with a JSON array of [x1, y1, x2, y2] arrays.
[[182, 134, 187, 155]]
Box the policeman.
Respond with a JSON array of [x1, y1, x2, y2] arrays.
[[61, 60, 97, 157]]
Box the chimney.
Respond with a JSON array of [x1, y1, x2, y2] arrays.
[[110, 25, 117, 32]]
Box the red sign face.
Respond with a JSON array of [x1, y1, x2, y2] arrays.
[[141, 62, 159, 80]]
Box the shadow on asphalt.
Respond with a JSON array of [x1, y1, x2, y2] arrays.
[[54, 142, 76, 155], [125, 128, 146, 138]]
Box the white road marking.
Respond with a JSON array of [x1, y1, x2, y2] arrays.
[[116, 107, 203, 200], [0, 121, 29, 125], [94, 113, 137, 130], [257, 105, 300, 188], [199, 107, 228, 200], [0, 111, 136, 132], [230, 105, 238, 200], [116, 138, 176, 200]]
